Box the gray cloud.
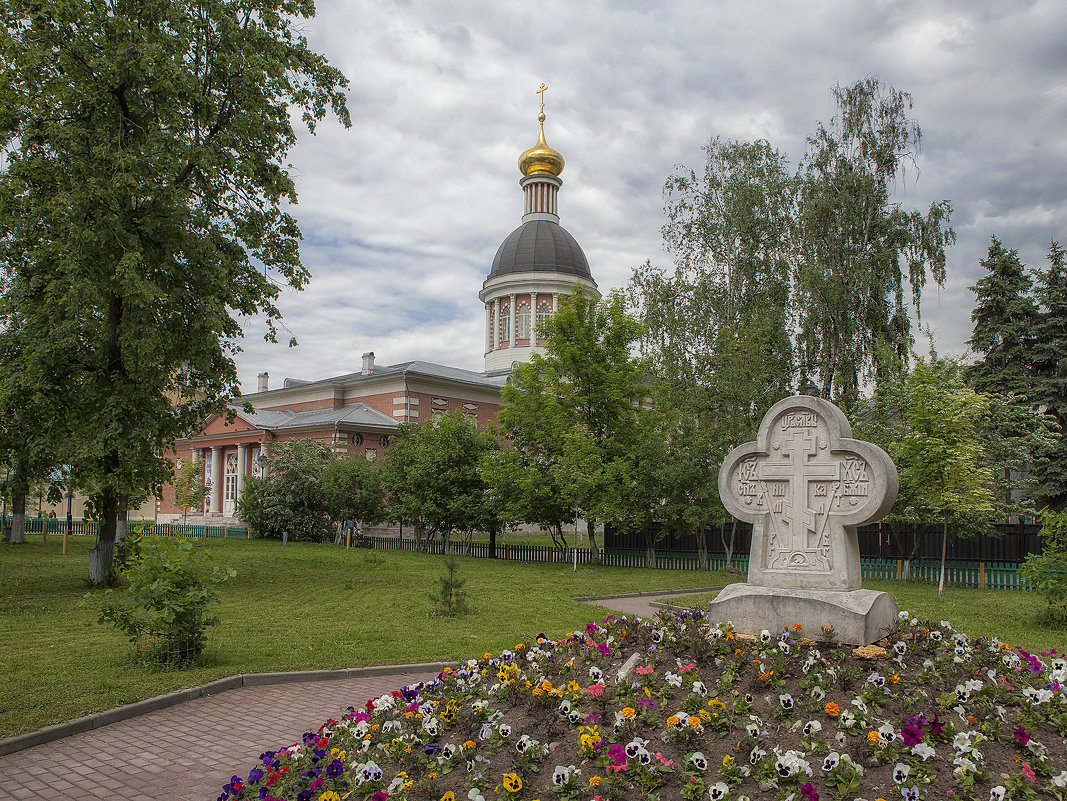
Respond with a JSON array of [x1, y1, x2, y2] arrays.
[[232, 0, 1067, 390]]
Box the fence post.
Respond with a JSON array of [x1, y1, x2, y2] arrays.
[[896, 560, 902, 580], [979, 562, 986, 590]]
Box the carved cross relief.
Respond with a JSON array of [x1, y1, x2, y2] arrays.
[[719, 397, 898, 591]]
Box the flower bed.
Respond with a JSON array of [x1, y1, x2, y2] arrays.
[[219, 610, 1067, 801]]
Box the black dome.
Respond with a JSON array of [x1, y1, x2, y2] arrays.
[[489, 220, 591, 279]]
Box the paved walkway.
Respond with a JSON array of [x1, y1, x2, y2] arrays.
[[0, 592, 708, 800]]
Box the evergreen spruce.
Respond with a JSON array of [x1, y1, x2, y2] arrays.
[[1030, 241, 1067, 510], [967, 236, 1040, 398], [429, 555, 469, 618]]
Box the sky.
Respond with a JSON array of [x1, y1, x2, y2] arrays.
[[233, 0, 1067, 394]]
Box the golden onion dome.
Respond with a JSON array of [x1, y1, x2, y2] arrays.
[[518, 112, 565, 177]]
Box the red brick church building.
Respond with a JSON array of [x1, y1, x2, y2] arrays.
[[157, 98, 599, 523]]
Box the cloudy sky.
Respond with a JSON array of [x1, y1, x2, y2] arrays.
[[233, 0, 1067, 393]]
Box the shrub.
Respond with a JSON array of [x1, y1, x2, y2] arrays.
[[84, 536, 235, 666], [1020, 507, 1067, 624]]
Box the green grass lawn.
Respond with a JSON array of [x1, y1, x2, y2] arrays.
[[1, 534, 1063, 740]]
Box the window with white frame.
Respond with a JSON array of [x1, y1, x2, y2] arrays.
[[516, 302, 531, 339], [535, 301, 551, 337], [498, 303, 511, 342]]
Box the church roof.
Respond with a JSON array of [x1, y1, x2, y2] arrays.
[[489, 219, 591, 279], [272, 360, 508, 394], [232, 403, 397, 432]]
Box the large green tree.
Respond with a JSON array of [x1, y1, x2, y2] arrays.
[[497, 288, 647, 563], [632, 137, 795, 409], [383, 411, 502, 551], [892, 357, 994, 593], [629, 139, 798, 560], [321, 455, 386, 530], [0, 0, 349, 583], [1030, 241, 1067, 510], [967, 236, 1040, 398], [237, 439, 336, 543], [795, 78, 954, 405]]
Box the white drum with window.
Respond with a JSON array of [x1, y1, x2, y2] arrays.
[[223, 451, 239, 517]]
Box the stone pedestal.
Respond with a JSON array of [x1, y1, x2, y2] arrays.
[[709, 583, 898, 645], [710, 396, 899, 645]]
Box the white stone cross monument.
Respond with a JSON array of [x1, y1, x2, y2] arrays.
[[709, 396, 899, 644]]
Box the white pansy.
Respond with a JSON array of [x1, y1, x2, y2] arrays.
[[911, 743, 936, 761], [709, 781, 731, 800]]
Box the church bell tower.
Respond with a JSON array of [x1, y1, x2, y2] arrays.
[[480, 85, 599, 375]]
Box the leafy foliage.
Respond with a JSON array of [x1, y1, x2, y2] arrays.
[[0, 0, 349, 582], [172, 458, 209, 521], [383, 411, 501, 549], [497, 289, 647, 560], [795, 78, 954, 404], [84, 536, 235, 666], [321, 455, 386, 528], [237, 439, 335, 542], [1020, 508, 1067, 624], [893, 357, 994, 528]]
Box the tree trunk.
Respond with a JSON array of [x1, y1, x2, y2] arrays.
[[902, 526, 927, 581], [89, 491, 119, 587], [697, 523, 708, 570], [586, 519, 601, 565], [10, 492, 26, 545], [722, 519, 737, 570], [938, 518, 948, 597], [116, 496, 128, 542], [488, 524, 497, 559], [644, 524, 655, 569], [88, 539, 115, 587]]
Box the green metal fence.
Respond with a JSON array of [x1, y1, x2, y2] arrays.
[[4, 517, 251, 540], [366, 537, 1032, 590]]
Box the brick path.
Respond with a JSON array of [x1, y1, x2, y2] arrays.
[[0, 672, 439, 801], [0, 593, 695, 801]]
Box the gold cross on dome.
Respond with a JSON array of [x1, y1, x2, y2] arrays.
[[536, 83, 548, 115]]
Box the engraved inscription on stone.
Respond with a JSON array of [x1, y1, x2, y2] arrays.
[[719, 396, 895, 590]]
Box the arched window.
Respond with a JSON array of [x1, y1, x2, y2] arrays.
[[516, 302, 531, 340], [535, 301, 551, 337], [498, 303, 511, 343]]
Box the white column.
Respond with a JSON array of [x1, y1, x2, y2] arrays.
[[552, 292, 559, 313], [485, 303, 492, 352], [210, 446, 223, 517], [530, 292, 538, 341], [492, 297, 500, 349], [201, 449, 211, 514], [236, 443, 247, 510], [509, 293, 517, 344]]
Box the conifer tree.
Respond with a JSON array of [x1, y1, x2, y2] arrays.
[[967, 236, 1040, 398], [1030, 241, 1067, 510]]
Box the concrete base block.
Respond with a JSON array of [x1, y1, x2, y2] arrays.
[[707, 583, 899, 645]]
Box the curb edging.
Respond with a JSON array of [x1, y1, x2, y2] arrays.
[[0, 662, 455, 758]]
